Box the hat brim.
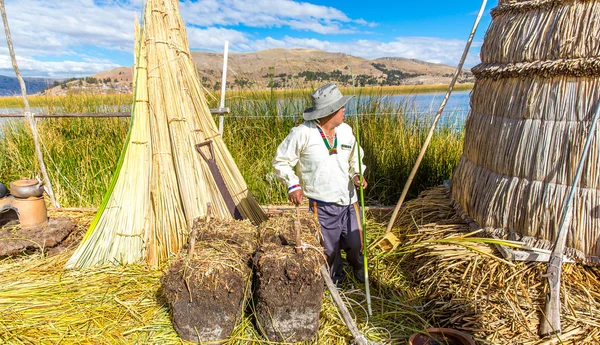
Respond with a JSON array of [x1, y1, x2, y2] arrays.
[[303, 95, 352, 121]]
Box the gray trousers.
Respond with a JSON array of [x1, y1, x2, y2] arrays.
[[309, 200, 364, 283]]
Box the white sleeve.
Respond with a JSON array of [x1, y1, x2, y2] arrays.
[[272, 126, 306, 193]]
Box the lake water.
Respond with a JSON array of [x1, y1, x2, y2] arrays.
[[387, 90, 471, 131], [0, 90, 472, 132]]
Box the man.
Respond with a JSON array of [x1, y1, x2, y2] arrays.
[[272, 83, 367, 285]]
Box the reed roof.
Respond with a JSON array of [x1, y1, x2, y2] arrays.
[[451, 0, 600, 263]]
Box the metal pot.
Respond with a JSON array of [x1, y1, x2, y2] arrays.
[[9, 179, 44, 198], [0, 182, 6, 198]]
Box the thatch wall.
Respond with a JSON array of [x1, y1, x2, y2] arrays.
[[451, 0, 600, 264]]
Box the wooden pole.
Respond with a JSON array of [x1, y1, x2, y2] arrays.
[[385, 0, 487, 234], [539, 103, 600, 337], [294, 205, 302, 254], [218, 40, 229, 136], [320, 265, 368, 345], [0, 0, 59, 208]]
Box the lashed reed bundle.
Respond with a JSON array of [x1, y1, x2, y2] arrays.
[[66, 20, 152, 268], [67, 0, 266, 268], [452, 0, 600, 263], [381, 187, 600, 344]]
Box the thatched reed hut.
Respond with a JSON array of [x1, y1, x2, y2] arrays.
[[452, 0, 600, 264]]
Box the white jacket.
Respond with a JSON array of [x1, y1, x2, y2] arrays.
[[272, 120, 366, 205]]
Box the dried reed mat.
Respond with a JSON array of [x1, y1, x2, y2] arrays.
[[68, 0, 266, 268], [452, 0, 600, 261], [380, 186, 600, 345]]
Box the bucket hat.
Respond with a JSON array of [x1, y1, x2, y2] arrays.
[[303, 83, 352, 121]]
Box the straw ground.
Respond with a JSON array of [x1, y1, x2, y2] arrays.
[[2, 187, 598, 344], [0, 210, 426, 344], [376, 187, 600, 344]]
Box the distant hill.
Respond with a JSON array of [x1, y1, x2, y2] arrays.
[[190, 48, 473, 90], [0, 75, 59, 96], [36, 49, 473, 96]]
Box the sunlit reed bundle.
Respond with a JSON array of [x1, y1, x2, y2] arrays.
[[67, 0, 266, 268], [381, 187, 600, 344], [452, 0, 600, 263], [66, 20, 152, 268]]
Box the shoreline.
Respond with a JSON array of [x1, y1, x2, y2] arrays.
[[0, 83, 474, 108]]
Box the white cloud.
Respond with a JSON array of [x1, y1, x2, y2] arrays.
[[0, 0, 138, 76], [248, 36, 482, 67], [186, 27, 249, 51], [0, 0, 479, 78], [0, 53, 120, 78], [0, 0, 136, 55], [179, 0, 371, 34]]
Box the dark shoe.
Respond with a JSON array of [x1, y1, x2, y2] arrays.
[[332, 274, 345, 288], [353, 268, 365, 283]]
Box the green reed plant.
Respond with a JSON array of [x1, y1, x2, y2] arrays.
[[0, 117, 128, 207], [0, 88, 463, 207], [0, 93, 132, 113]]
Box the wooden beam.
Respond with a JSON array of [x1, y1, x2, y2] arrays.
[[320, 265, 368, 345]]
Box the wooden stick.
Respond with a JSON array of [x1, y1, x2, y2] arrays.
[[320, 265, 368, 345], [539, 103, 600, 337], [218, 40, 229, 136], [385, 0, 487, 234], [294, 205, 302, 254], [0, 0, 59, 208]]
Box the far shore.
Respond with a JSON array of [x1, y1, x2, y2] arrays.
[[0, 83, 474, 108]]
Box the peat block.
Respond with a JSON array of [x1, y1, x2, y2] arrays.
[[0, 217, 76, 257], [192, 217, 258, 258], [162, 218, 257, 343], [253, 223, 324, 342], [258, 212, 322, 247]]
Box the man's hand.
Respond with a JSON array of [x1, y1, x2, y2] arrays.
[[353, 174, 368, 189], [289, 189, 303, 205]]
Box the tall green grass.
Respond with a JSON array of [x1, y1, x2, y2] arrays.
[[0, 93, 131, 112], [0, 118, 128, 206], [0, 88, 464, 207]]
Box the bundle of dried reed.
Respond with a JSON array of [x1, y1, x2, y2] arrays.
[[379, 187, 600, 344], [67, 0, 266, 268], [451, 0, 600, 262], [66, 20, 152, 268], [484, 0, 600, 64]]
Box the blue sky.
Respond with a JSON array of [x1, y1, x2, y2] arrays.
[[0, 0, 497, 78]]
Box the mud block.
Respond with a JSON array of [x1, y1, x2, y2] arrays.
[[161, 247, 251, 343], [0, 217, 76, 257], [253, 242, 324, 342]]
